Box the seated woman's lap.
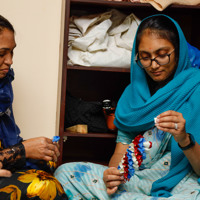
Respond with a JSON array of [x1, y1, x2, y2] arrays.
[[55, 156, 200, 200], [0, 169, 68, 200], [55, 162, 109, 200]]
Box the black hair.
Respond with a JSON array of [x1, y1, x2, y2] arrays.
[[0, 15, 15, 33], [136, 15, 179, 60]]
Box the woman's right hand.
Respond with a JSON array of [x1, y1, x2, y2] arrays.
[[0, 162, 12, 177], [103, 167, 124, 195], [22, 137, 60, 162]]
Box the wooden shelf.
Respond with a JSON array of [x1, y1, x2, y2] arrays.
[[71, 0, 200, 10], [67, 65, 130, 73], [63, 131, 117, 138], [58, 0, 200, 166], [61, 132, 116, 166], [71, 0, 150, 7]]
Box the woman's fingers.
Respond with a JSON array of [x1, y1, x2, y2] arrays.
[[156, 122, 179, 130], [104, 170, 124, 187], [0, 169, 12, 177], [45, 149, 57, 162], [47, 143, 60, 158], [104, 172, 123, 183], [156, 111, 185, 129], [42, 144, 60, 162], [157, 110, 179, 118], [106, 179, 124, 188], [0, 162, 12, 177], [107, 186, 118, 195], [23, 137, 60, 162], [103, 167, 122, 181], [103, 167, 124, 195], [155, 110, 187, 143]]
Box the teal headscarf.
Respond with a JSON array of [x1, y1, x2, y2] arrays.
[[114, 14, 200, 197]]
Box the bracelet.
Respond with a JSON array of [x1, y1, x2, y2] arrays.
[[178, 133, 195, 150]]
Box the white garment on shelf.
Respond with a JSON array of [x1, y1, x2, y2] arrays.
[[68, 9, 141, 68]]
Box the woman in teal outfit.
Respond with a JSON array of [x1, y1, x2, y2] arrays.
[[55, 14, 200, 199]]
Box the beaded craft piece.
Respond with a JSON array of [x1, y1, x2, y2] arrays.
[[118, 134, 152, 182]]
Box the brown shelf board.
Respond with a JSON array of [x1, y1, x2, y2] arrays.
[[71, 0, 150, 7], [71, 0, 200, 10], [168, 4, 200, 9], [67, 65, 130, 73], [61, 158, 109, 166], [63, 131, 117, 138]]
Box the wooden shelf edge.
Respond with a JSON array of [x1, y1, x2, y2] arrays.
[[63, 131, 117, 138], [71, 0, 200, 9], [67, 65, 130, 73], [71, 0, 150, 7]]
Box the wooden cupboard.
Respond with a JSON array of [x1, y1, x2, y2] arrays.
[[58, 0, 200, 166]]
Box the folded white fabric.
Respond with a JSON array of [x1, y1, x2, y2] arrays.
[[68, 9, 141, 68]]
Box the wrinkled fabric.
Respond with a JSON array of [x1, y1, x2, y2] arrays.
[[0, 68, 22, 148], [0, 169, 68, 200], [68, 9, 200, 69], [187, 42, 200, 69], [114, 14, 200, 197], [68, 9, 141, 67]]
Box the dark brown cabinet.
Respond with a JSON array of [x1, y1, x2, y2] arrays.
[[58, 0, 200, 166]]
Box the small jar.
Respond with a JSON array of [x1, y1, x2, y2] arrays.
[[102, 100, 117, 132]]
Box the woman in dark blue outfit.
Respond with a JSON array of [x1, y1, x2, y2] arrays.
[[0, 15, 68, 200]]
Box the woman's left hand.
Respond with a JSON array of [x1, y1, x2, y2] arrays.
[[156, 110, 200, 176], [155, 110, 188, 144]]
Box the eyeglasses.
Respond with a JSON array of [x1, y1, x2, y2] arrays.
[[135, 49, 175, 68]]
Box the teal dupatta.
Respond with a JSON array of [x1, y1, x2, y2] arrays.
[[114, 14, 200, 197]]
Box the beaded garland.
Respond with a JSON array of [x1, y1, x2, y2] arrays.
[[118, 134, 152, 182]]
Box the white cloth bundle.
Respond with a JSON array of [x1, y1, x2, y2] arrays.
[[68, 9, 141, 68]]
